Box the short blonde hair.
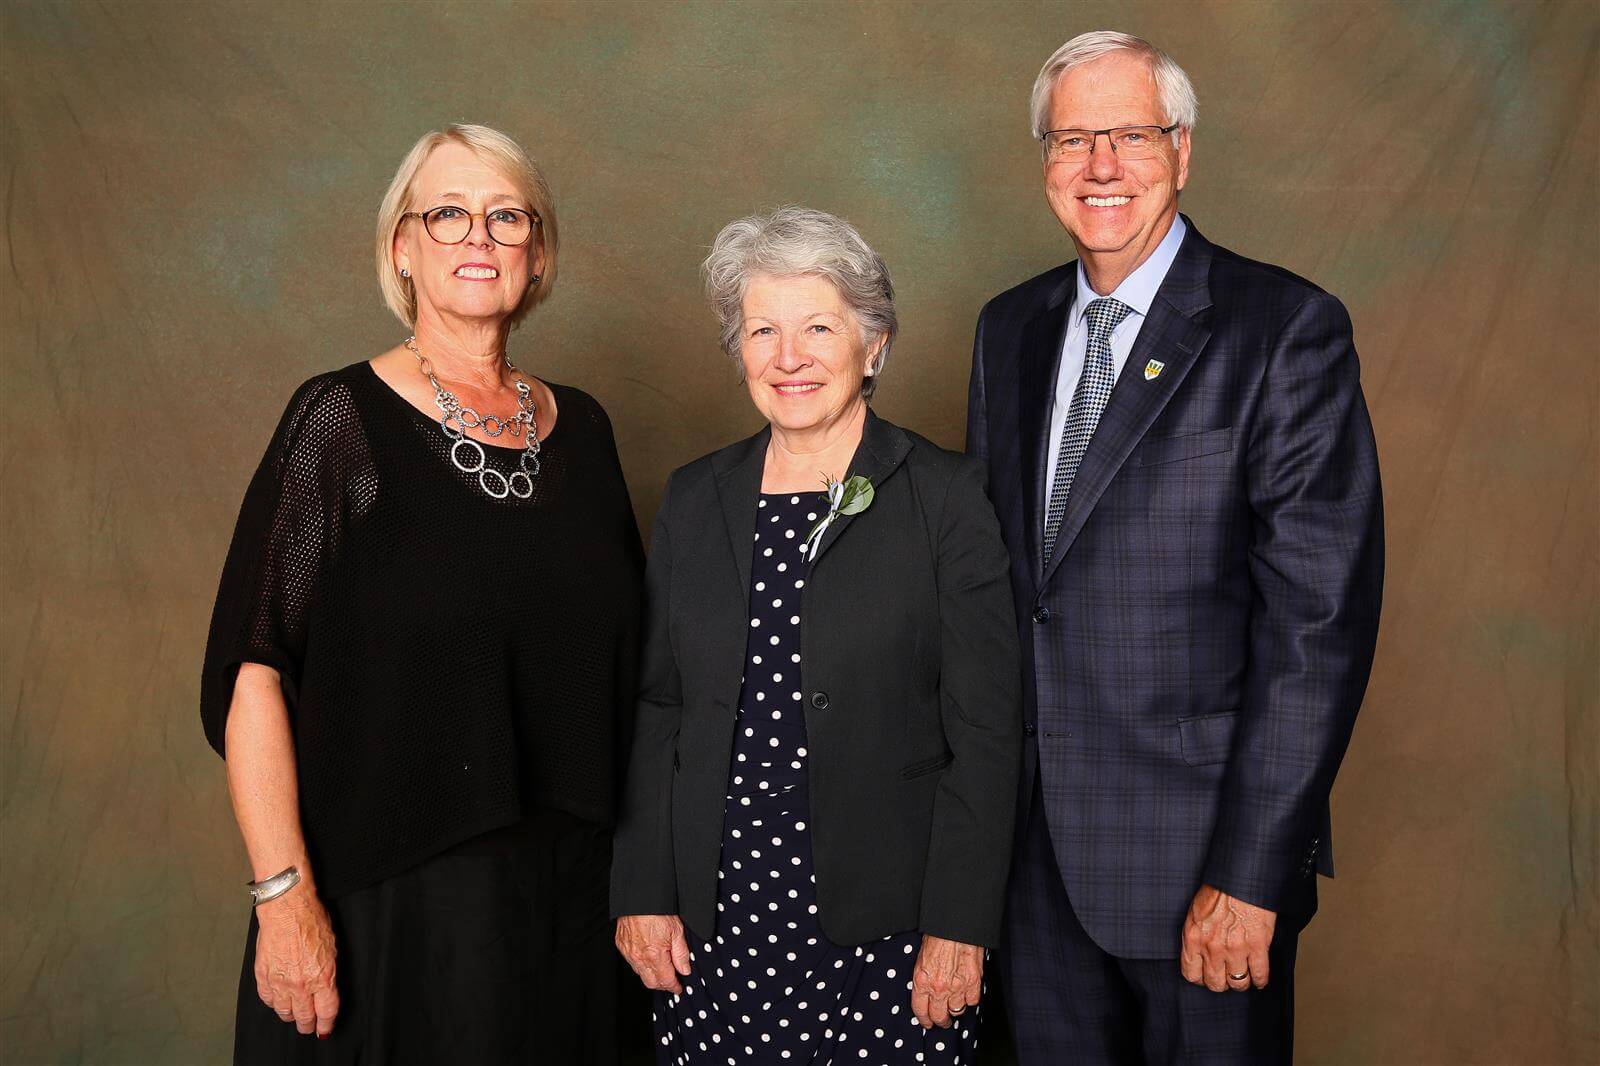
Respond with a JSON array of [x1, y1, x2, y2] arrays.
[[374, 124, 559, 329]]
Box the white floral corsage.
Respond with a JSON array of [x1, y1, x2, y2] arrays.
[[802, 474, 874, 559]]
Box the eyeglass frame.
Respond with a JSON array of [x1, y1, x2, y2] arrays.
[[1039, 123, 1182, 160], [401, 205, 542, 247]]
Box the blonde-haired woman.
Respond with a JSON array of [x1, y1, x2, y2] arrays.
[[201, 124, 643, 1064]]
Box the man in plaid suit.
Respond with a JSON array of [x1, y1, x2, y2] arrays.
[[966, 31, 1384, 1063]]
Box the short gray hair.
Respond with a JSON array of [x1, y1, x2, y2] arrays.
[[702, 206, 897, 400], [1029, 31, 1198, 148]]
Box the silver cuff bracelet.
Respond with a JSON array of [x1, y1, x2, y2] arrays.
[[247, 866, 301, 906]]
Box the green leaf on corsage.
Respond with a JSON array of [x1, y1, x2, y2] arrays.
[[836, 476, 874, 515], [803, 473, 875, 558]]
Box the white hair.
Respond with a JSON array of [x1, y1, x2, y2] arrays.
[[702, 206, 897, 400], [1029, 31, 1198, 149]]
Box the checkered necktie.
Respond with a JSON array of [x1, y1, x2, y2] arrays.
[[1042, 297, 1133, 567]]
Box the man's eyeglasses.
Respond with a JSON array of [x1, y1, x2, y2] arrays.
[[1040, 124, 1180, 162], [402, 205, 539, 246]]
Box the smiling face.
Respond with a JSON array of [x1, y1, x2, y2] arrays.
[[739, 273, 881, 436], [1043, 50, 1190, 277], [393, 141, 546, 328]]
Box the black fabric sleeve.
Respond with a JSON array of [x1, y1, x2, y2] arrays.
[[199, 376, 355, 756], [965, 305, 990, 463], [918, 457, 1024, 947], [595, 400, 648, 796], [610, 472, 685, 918]]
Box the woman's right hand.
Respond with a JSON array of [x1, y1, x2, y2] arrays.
[[616, 914, 691, 994], [254, 884, 340, 1038]]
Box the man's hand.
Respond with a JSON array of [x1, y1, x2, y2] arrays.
[[1180, 884, 1276, 992]]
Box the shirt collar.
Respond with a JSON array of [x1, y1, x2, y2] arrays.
[[1072, 214, 1187, 324]]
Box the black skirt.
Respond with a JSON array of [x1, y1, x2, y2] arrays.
[[233, 808, 641, 1065]]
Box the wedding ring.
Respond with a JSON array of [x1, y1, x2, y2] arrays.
[[1227, 971, 1249, 981], [949, 1005, 967, 1015]]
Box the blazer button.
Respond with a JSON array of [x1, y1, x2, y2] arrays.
[[1023, 723, 1037, 737], [1032, 606, 1051, 624], [811, 692, 829, 710]]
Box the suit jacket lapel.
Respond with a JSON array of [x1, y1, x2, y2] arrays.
[[1039, 223, 1215, 588], [714, 425, 769, 597], [1018, 275, 1076, 586], [810, 409, 913, 566]]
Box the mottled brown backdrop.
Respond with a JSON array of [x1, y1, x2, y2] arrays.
[[2, 1, 1595, 1063]]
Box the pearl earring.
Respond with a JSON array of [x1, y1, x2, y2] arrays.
[[400, 268, 410, 279]]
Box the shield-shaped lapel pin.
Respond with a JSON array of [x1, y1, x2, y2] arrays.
[[1144, 359, 1166, 381]]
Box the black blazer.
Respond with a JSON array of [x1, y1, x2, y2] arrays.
[[612, 411, 1022, 947], [968, 217, 1384, 958]]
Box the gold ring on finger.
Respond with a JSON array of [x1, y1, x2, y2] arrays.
[[1227, 971, 1249, 981]]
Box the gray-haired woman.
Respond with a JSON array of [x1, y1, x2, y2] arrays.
[[611, 206, 1022, 1064]]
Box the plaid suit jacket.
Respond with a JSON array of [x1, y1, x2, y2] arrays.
[[967, 218, 1384, 959]]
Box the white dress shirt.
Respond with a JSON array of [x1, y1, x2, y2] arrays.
[[1043, 215, 1188, 517]]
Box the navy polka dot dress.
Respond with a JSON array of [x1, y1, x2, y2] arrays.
[[653, 493, 979, 1065]]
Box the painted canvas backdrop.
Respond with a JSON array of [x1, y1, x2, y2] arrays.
[[2, 1, 1595, 1062]]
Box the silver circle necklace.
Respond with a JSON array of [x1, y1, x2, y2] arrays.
[[405, 336, 541, 499]]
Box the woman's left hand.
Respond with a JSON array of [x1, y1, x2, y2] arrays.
[[910, 934, 983, 1029]]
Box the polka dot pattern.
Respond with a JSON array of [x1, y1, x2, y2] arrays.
[[652, 493, 977, 1065]]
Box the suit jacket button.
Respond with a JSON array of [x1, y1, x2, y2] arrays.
[[811, 692, 829, 710], [1023, 723, 1037, 737], [1032, 606, 1050, 624]]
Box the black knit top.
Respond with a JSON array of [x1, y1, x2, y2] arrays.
[[200, 361, 643, 899]]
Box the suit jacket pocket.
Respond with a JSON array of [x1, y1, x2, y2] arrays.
[[1178, 711, 1238, 766], [900, 751, 954, 780], [1135, 426, 1233, 467]]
